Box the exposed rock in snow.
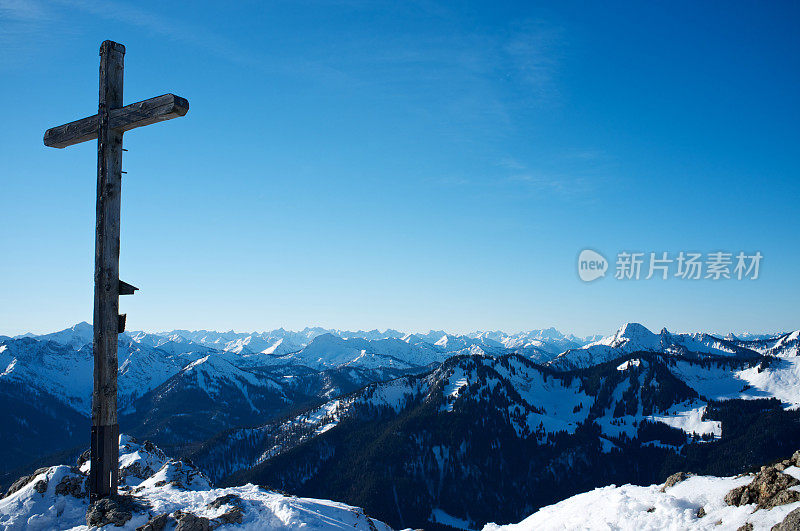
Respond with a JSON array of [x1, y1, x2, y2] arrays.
[[723, 451, 800, 510], [660, 471, 690, 492], [775, 507, 800, 531], [0, 435, 393, 531], [484, 448, 800, 531]]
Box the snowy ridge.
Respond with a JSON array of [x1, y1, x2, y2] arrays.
[[0, 435, 393, 531], [483, 465, 800, 531], [731, 330, 800, 358], [547, 322, 785, 371], [253, 376, 428, 466]]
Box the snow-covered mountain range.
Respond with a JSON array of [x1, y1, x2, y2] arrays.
[[0, 322, 602, 420], [4, 322, 796, 415], [548, 322, 797, 371], [1, 321, 798, 529]]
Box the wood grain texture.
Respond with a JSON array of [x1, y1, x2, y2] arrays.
[[90, 39, 124, 500], [43, 93, 189, 148]]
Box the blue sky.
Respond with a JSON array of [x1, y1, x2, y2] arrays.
[[1, 1, 797, 336]]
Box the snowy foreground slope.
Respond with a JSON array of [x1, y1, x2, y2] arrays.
[[5, 437, 800, 531], [485, 453, 800, 531], [0, 435, 391, 531]]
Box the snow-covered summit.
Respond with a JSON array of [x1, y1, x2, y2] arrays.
[[549, 322, 767, 371], [29, 321, 94, 349], [587, 322, 662, 350], [484, 450, 800, 531], [0, 435, 393, 531]]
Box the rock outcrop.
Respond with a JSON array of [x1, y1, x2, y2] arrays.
[[2, 467, 49, 498], [86, 495, 142, 527], [725, 452, 800, 510], [661, 471, 691, 492], [772, 507, 800, 531]]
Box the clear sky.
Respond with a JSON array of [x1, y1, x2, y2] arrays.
[[1, 1, 797, 337]]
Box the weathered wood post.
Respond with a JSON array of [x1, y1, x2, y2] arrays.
[[90, 39, 125, 501], [43, 40, 189, 501]]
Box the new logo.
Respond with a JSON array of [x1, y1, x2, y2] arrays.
[[578, 249, 608, 282]]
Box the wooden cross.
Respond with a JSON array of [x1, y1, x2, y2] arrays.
[[43, 40, 189, 501]]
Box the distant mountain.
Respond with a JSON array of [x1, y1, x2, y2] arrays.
[[0, 322, 597, 426], [547, 322, 778, 371], [729, 329, 800, 357], [259, 333, 442, 370], [33, 321, 94, 349], [478, 327, 590, 356], [121, 351, 289, 447], [0, 337, 94, 411]]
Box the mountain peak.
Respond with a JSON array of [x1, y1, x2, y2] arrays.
[[617, 322, 655, 339], [535, 327, 566, 340], [309, 333, 344, 345]]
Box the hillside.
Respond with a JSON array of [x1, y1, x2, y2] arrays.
[[207, 350, 800, 529]]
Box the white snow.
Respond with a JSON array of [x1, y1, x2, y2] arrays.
[[784, 466, 800, 482], [363, 378, 423, 412], [484, 473, 800, 531], [648, 404, 721, 438], [0, 435, 393, 531], [303, 400, 342, 434], [669, 357, 800, 408], [442, 369, 470, 412], [618, 358, 641, 371]]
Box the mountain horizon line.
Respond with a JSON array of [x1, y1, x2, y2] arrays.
[[7, 320, 794, 343]]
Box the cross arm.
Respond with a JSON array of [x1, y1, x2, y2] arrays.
[[43, 93, 189, 148]]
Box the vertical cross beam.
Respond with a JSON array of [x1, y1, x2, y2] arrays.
[[44, 40, 188, 501], [89, 40, 125, 501]]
